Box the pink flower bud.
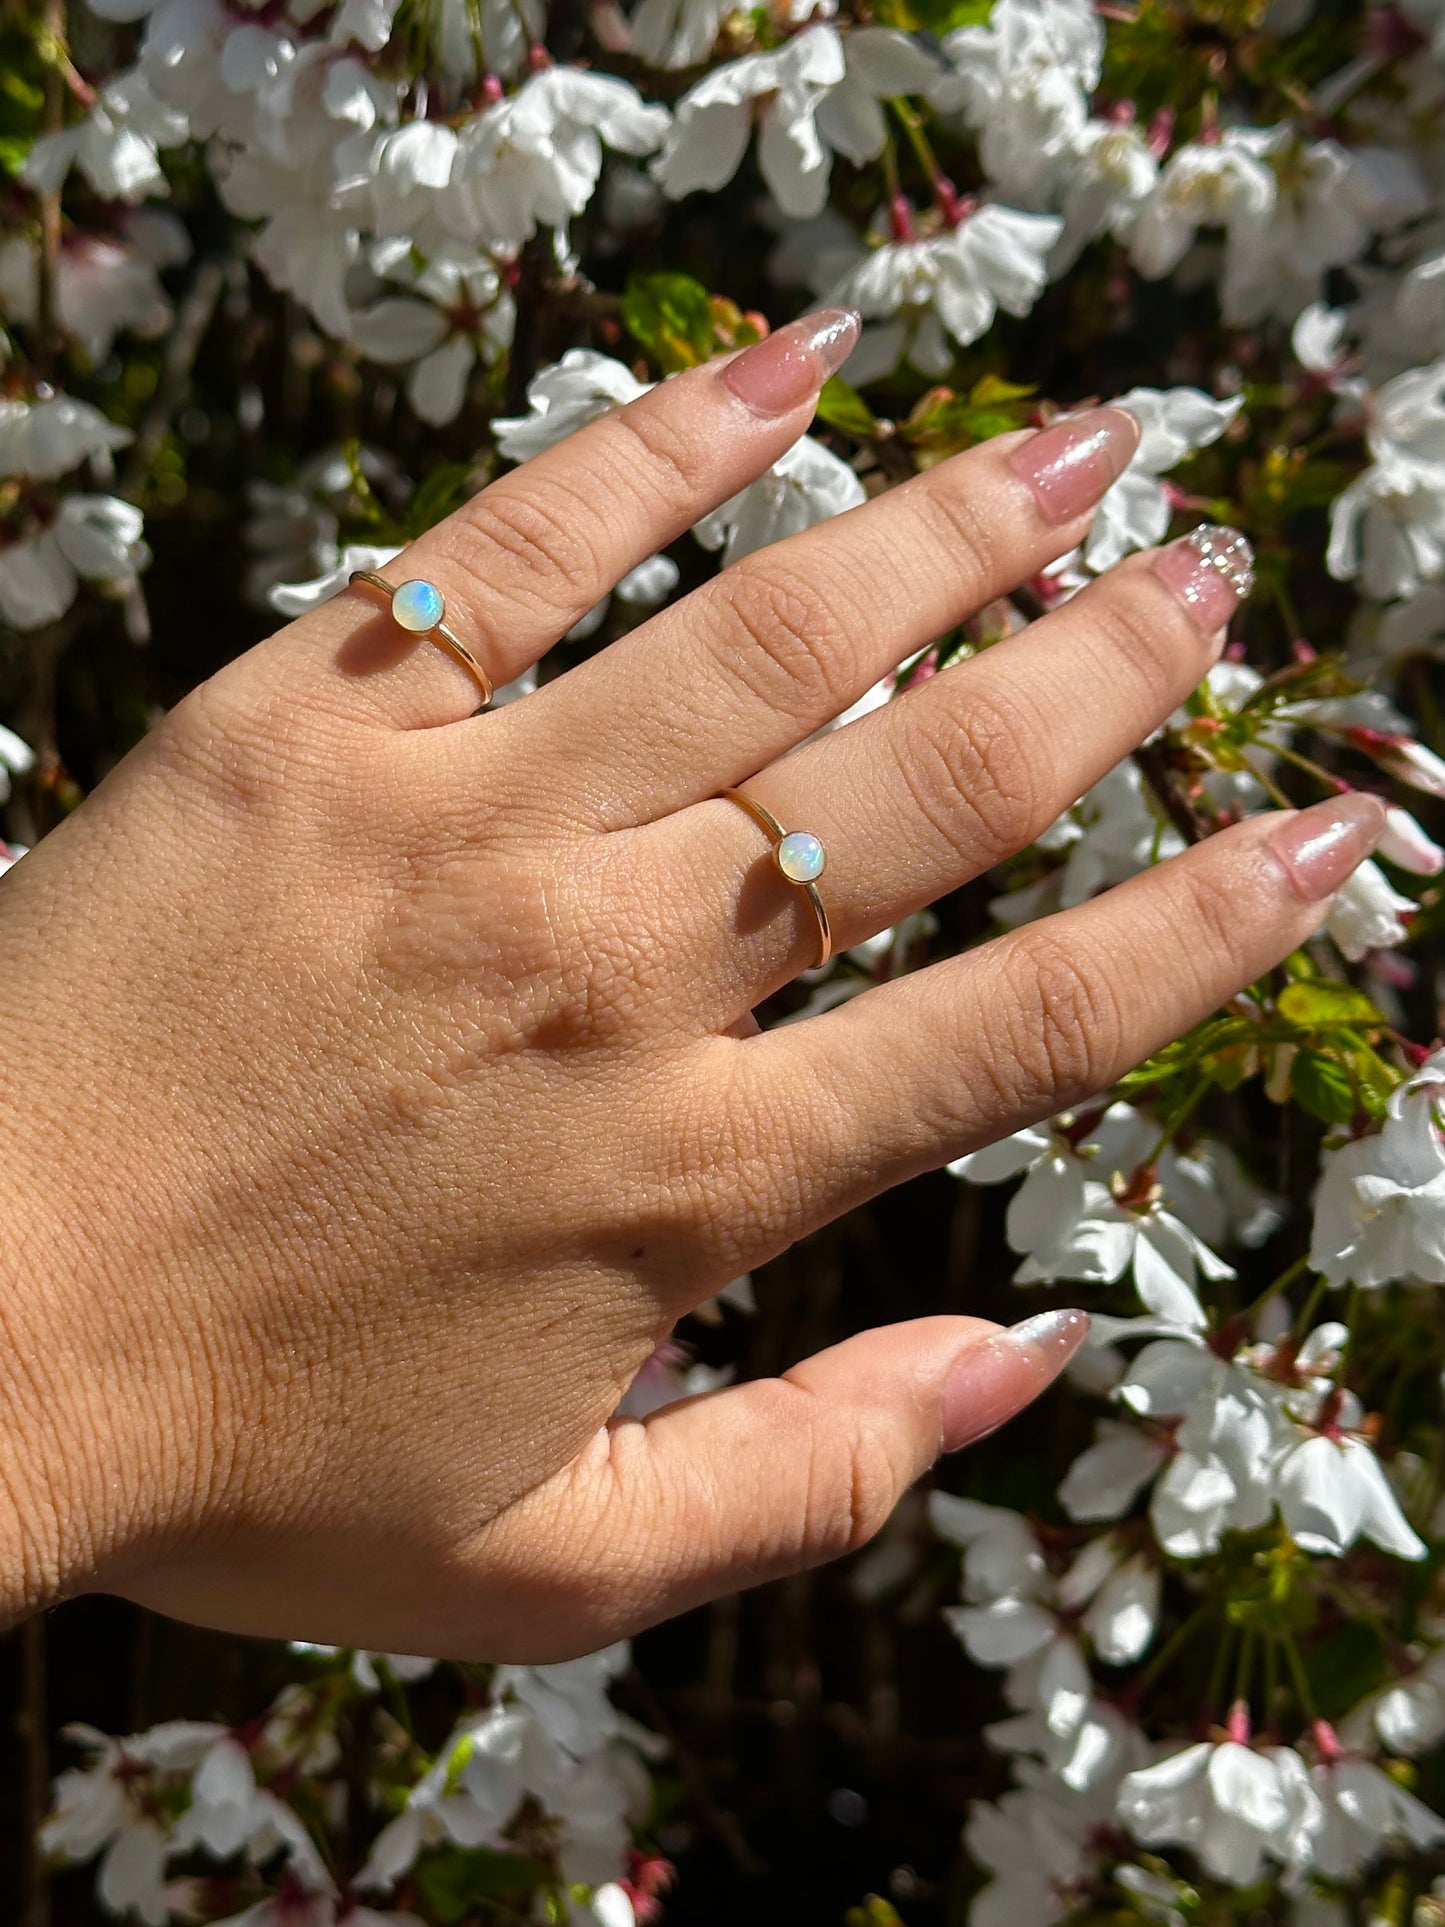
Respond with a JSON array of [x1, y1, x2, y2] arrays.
[[1379, 804, 1445, 875], [1348, 727, 1445, 799]]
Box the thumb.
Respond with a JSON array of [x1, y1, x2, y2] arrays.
[[477, 1309, 1088, 1660]]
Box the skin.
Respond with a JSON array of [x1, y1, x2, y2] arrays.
[[0, 321, 1380, 1661]]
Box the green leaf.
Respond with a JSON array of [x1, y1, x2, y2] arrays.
[[622, 271, 716, 373], [1277, 980, 1385, 1030], [413, 1846, 553, 1922], [814, 376, 878, 438], [1291, 1050, 1357, 1125]]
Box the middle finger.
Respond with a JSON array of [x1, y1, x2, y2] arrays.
[[651, 526, 1253, 1023], [485, 408, 1140, 824]]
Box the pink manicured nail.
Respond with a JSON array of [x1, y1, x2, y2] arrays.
[[1007, 407, 1139, 523], [1269, 793, 1388, 901], [1152, 524, 1256, 636], [720, 307, 860, 418], [939, 1309, 1090, 1452]]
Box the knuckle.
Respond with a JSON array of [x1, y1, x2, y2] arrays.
[[897, 685, 1044, 862], [1083, 582, 1195, 710], [796, 1404, 905, 1559], [710, 561, 860, 719], [154, 672, 323, 811], [450, 478, 609, 616], [605, 403, 715, 510], [990, 931, 1126, 1115], [1173, 858, 1248, 986], [911, 469, 1004, 585]]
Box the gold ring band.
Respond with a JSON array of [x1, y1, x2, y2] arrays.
[[347, 570, 495, 709], [719, 787, 832, 970]]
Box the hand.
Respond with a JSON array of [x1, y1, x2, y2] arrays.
[[0, 310, 1383, 1659]]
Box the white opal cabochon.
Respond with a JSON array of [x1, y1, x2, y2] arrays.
[[392, 578, 446, 632], [776, 831, 826, 884]]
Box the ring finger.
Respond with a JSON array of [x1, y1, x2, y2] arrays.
[[654, 526, 1254, 1022]]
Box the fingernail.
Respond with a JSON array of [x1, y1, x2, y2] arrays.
[[939, 1309, 1089, 1453], [1152, 524, 1255, 636], [1269, 793, 1388, 901], [1007, 407, 1139, 524], [720, 307, 860, 418]]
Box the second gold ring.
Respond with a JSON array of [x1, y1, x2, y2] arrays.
[[719, 787, 832, 971]]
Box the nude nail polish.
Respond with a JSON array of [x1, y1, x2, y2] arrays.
[[1007, 407, 1140, 523], [939, 1308, 1090, 1452], [1269, 793, 1388, 900], [1152, 524, 1256, 635], [720, 307, 860, 418]]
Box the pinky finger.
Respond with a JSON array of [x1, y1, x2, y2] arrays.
[[730, 793, 1388, 1243]]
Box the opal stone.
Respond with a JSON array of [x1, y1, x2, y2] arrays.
[[776, 830, 826, 884], [391, 578, 445, 632]]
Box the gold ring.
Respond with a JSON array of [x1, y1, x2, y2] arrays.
[[719, 787, 832, 970], [347, 570, 494, 709]]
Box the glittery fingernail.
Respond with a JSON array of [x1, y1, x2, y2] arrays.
[[1152, 524, 1256, 636], [939, 1309, 1090, 1452]]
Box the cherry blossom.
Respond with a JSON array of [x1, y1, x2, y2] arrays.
[[829, 205, 1063, 380], [1310, 1068, 1445, 1287], [1116, 1733, 1321, 1885]]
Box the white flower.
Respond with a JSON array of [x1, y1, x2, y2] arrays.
[[0, 495, 149, 631], [1294, 300, 1351, 376], [457, 70, 669, 251], [1323, 857, 1417, 959], [815, 29, 941, 171], [1342, 1641, 1445, 1756], [1072, 1544, 1161, 1665], [494, 1647, 629, 1757], [965, 1759, 1125, 1927], [652, 28, 849, 220], [0, 395, 131, 482], [830, 205, 1062, 380], [1276, 1432, 1427, 1559], [1057, 1417, 1169, 1522], [1310, 1073, 1445, 1287], [350, 255, 513, 425], [22, 66, 189, 201], [41, 1722, 225, 1927], [692, 433, 864, 564], [1303, 1748, 1445, 1878], [493, 349, 651, 462], [1016, 1187, 1231, 1328], [997, 758, 1183, 919], [933, 0, 1102, 206], [1053, 117, 1159, 273], [1117, 1739, 1321, 1886], [629, 0, 734, 69], [171, 1734, 332, 1885], [1083, 386, 1242, 571], [929, 1492, 1049, 1600], [1218, 134, 1426, 326], [1129, 134, 1277, 280], [1379, 804, 1445, 874], [359, 1705, 531, 1887], [0, 221, 184, 365], [1073, 1328, 1281, 1554], [1328, 360, 1445, 598]]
